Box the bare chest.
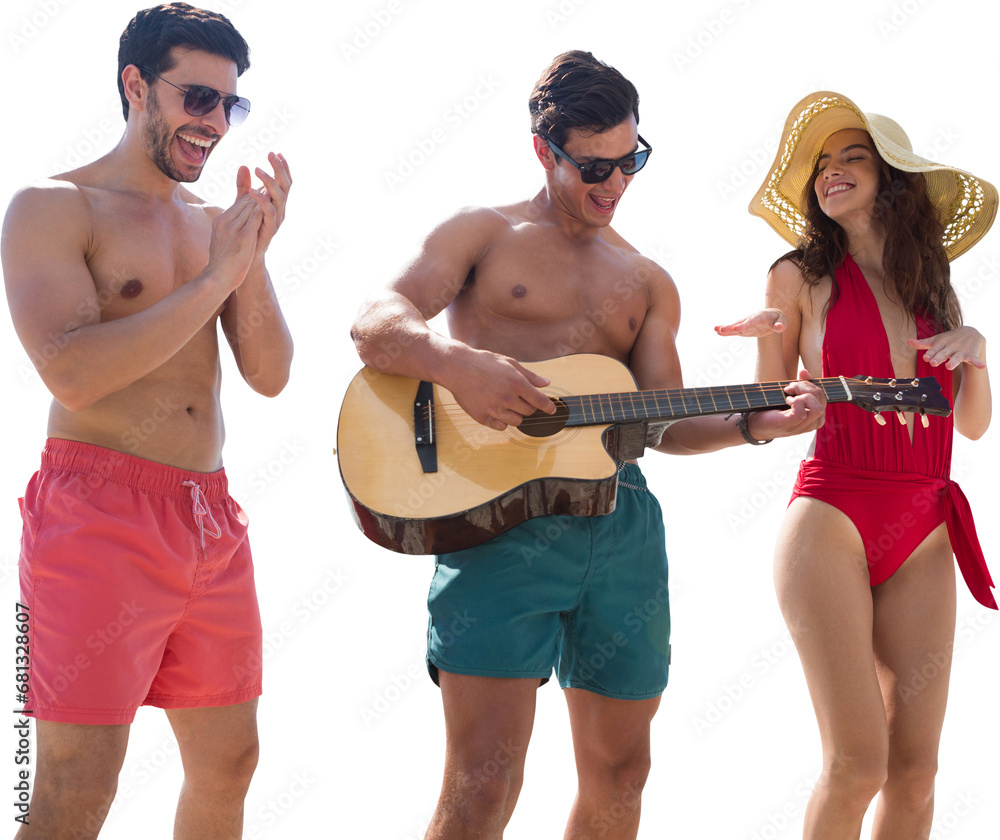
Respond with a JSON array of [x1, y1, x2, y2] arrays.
[[84, 194, 214, 322], [448, 231, 649, 361]]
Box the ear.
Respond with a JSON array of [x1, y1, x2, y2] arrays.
[[533, 134, 555, 172], [122, 64, 148, 119]]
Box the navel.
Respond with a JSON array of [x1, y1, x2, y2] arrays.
[[120, 279, 144, 299], [511, 284, 527, 299], [629, 317, 637, 331]]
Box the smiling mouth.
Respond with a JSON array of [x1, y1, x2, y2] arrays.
[[590, 195, 618, 212], [825, 183, 854, 197], [176, 132, 215, 165]]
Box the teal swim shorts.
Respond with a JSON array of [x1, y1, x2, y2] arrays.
[[427, 463, 670, 700]]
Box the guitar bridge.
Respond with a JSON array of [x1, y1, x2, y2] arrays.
[[414, 380, 438, 473]]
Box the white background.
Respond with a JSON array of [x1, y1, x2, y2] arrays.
[[2, 0, 998, 837]]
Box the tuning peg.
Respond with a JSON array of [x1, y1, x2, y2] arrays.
[[874, 413, 887, 426], [896, 410, 907, 425], [919, 409, 929, 429]]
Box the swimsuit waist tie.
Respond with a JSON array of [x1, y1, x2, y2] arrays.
[[943, 479, 997, 610], [182, 480, 223, 550]]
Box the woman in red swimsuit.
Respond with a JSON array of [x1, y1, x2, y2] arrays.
[[720, 92, 996, 838]]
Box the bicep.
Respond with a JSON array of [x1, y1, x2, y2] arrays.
[[628, 269, 683, 391], [387, 209, 500, 319], [2, 188, 98, 368]]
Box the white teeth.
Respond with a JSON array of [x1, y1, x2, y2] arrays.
[[178, 133, 213, 148], [827, 184, 852, 196]]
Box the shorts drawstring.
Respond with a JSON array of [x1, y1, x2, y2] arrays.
[[182, 480, 222, 549]]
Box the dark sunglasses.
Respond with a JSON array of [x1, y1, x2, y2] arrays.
[[542, 134, 652, 183], [138, 67, 251, 127]]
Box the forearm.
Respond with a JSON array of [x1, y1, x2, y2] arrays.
[[351, 290, 469, 382], [653, 413, 760, 455], [223, 260, 293, 396], [35, 271, 233, 411], [755, 333, 793, 381], [954, 354, 991, 439]]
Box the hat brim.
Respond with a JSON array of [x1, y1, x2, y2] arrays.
[[748, 91, 997, 261]]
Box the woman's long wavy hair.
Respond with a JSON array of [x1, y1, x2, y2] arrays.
[[788, 135, 961, 330]]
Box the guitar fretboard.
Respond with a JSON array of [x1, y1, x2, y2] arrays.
[[566, 377, 852, 426]]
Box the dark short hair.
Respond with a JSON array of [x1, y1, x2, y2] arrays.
[[529, 50, 639, 146], [118, 2, 251, 121]]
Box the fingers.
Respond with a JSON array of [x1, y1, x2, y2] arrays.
[[907, 329, 987, 370], [713, 309, 786, 338], [235, 165, 251, 197]]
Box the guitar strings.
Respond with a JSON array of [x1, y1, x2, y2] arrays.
[[413, 376, 929, 432]]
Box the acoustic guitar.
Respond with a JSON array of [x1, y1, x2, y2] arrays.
[[336, 354, 950, 555]]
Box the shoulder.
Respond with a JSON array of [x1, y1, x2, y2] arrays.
[[606, 228, 678, 301], [766, 252, 814, 299], [416, 205, 516, 260], [3, 177, 93, 248]]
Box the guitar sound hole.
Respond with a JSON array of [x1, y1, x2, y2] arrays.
[[519, 398, 570, 438]]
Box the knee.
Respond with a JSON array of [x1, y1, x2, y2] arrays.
[[822, 751, 888, 809], [884, 759, 938, 811], [188, 733, 259, 797], [442, 753, 525, 829], [581, 747, 652, 803]]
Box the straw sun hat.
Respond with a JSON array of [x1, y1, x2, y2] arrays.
[[749, 91, 998, 260]]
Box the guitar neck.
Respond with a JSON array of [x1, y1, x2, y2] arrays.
[[565, 377, 851, 426]]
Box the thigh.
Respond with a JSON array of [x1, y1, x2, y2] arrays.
[[166, 698, 260, 775], [565, 688, 660, 768], [775, 498, 888, 757], [872, 523, 955, 766], [438, 672, 537, 774]]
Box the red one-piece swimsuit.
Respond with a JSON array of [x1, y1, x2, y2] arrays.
[[790, 254, 996, 609]]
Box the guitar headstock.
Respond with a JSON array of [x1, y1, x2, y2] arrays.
[[844, 375, 951, 417]]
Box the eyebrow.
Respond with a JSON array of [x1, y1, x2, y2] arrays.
[[818, 143, 874, 162]]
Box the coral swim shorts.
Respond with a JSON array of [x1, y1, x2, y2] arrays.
[[18, 439, 262, 724]]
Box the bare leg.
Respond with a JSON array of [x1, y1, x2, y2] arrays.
[[774, 499, 889, 840], [15, 721, 130, 840], [871, 523, 955, 840], [167, 699, 259, 840], [563, 688, 660, 840], [425, 673, 538, 840]]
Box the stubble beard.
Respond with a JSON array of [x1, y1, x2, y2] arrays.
[[144, 88, 199, 184]]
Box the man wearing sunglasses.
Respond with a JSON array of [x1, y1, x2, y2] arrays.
[[2, 4, 292, 838], [351, 50, 824, 839]]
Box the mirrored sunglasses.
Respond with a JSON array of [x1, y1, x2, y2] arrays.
[[138, 67, 251, 127]]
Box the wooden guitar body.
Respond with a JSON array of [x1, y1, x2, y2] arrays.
[[337, 355, 638, 554]]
